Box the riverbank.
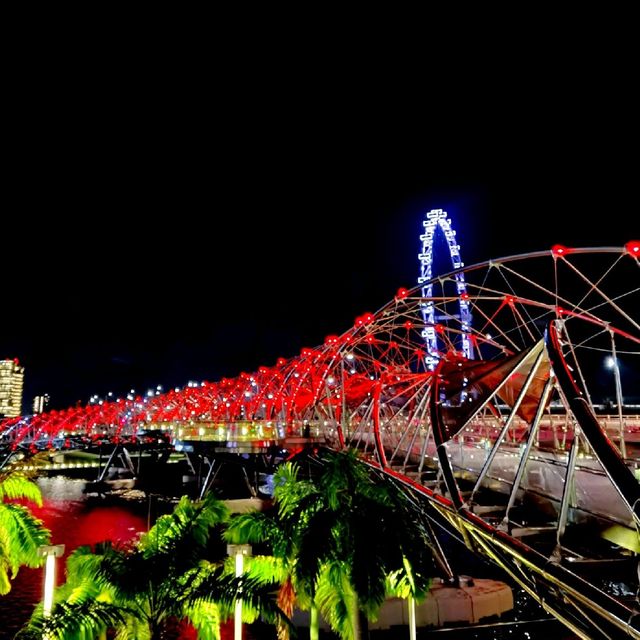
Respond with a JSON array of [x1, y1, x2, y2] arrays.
[[0, 473, 577, 639]]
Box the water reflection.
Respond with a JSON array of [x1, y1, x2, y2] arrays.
[[0, 477, 147, 639], [0, 477, 575, 639]]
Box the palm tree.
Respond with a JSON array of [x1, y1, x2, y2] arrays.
[[278, 449, 434, 640], [18, 492, 235, 639], [0, 465, 51, 595], [224, 461, 317, 640], [227, 450, 435, 640]]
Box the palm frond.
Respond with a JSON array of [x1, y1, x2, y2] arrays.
[[64, 544, 115, 596], [225, 510, 296, 561], [273, 463, 316, 519], [0, 473, 43, 506], [0, 502, 50, 589], [182, 599, 222, 640], [241, 555, 288, 585], [185, 563, 289, 629], [315, 562, 357, 640], [224, 510, 278, 545], [0, 558, 11, 594], [140, 493, 229, 563], [294, 507, 338, 592], [15, 599, 131, 640]]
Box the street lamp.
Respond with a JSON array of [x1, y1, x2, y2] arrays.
[[605, 349, 626, 459], [37, 544, 65, 617], [227, 544, 252, 640]]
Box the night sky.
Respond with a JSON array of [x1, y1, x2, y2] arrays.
[[3, 135, 637, 411]]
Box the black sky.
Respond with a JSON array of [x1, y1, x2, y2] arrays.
[[3, 123, 638, 411]]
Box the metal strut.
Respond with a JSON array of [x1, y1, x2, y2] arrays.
[[547, 321, 640, 527]]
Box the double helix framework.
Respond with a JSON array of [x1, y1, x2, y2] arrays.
[[2, 233, 640, 638]]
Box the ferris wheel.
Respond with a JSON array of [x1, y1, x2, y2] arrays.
[[418, 209, 473, 368]]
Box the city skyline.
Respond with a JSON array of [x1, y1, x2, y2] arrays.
[[3, 157, 637, 411]]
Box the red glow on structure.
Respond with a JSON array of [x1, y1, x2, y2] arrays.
[[626, 240, 640, 255], [2, 246, 634, 469], [551, 244, 571, 257], [356, 313, 375, 327]]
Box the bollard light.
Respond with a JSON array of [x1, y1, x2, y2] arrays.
[[227, 544, 252, 640], [37, 544, 65, 617]]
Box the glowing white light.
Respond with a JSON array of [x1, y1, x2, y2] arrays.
[[39, 544, 64, 619], [605, 356, 616, 369], [346, 353, 355, 361], [419, 209, 473, 368], [44, 554, 56, 614]]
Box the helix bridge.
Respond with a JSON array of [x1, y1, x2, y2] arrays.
[[2, 233, 640, 638]]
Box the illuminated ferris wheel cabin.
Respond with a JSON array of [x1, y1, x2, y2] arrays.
[[418, 209, 473, 369]]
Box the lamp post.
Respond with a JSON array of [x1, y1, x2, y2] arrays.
[[227, 544, 252, 640], [605, 350, 626, 459], [37, 544, 65, 618]]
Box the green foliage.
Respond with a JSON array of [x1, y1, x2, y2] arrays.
[[19, 492, 243, 639], [0, 472, 44, 506], [315, 562, 358, 640], [275, 449, 435, 639], [0, 468, 50, 595], [183, 599, 221, 640], [17, 449, 435, 640], [185, 559, 291, 632], [16, 600, 130, 640]]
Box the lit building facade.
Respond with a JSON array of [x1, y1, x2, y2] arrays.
[[33, 393, 50, 414], [0, 358, 25, 417]]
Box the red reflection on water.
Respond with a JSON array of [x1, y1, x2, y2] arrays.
[[0, 496, 148, 638], [1, 493, 241, 639]]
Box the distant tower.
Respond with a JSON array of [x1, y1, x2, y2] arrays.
[[33, 393, 50, 414], [0, 358, 25, 417]]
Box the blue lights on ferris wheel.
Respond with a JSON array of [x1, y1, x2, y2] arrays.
[[418, 209, 473, 369]]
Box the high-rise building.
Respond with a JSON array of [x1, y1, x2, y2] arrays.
[[33, 393, 50, 414], [0, 358, 25, 417]]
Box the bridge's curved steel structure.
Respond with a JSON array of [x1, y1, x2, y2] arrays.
[[2, 244, 640, 638]]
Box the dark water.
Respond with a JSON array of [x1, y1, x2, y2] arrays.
[[0, 477, 149, 639], [0, 477, 576, 640]]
